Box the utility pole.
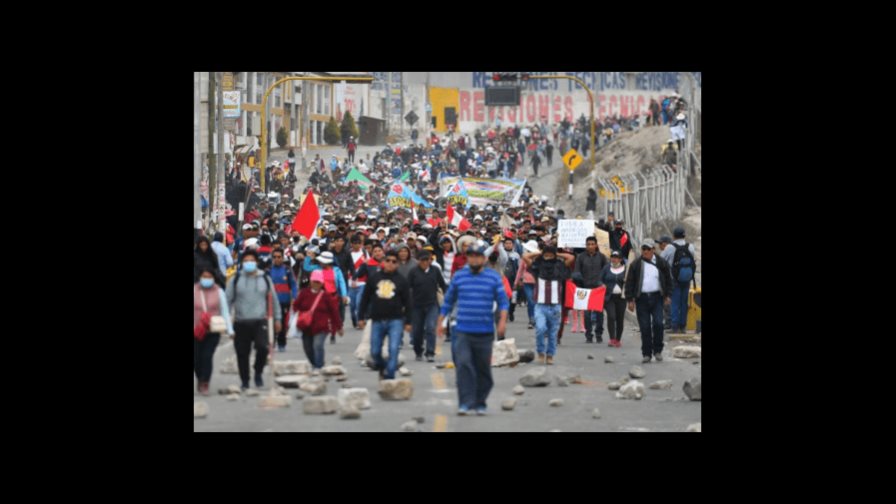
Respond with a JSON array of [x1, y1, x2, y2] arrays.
[[216, 72, 226, 235], [400, 72, 404, 136], [207, 72, 216, 232], [194, 72, 201, 230]]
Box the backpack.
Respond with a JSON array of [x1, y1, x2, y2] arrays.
[[232, 270, 273, 301], [671, 242, 696, 284]]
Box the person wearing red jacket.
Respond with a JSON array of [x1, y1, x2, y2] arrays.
[[292, 270, 343, 369]]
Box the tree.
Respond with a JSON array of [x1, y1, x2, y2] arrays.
[[325, 117, 341, 145], [276, 126, 288, 148], [341, 111, 360, 142]]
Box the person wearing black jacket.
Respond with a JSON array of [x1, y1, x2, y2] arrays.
[[623, 239, 673, 363], [407, 251, 447, 362], [586, 188, 597, 219], [359, 250, 412, 379], [194, 236, 225, 288], [574, 236, 609, 343], [601, 250, 628, 348], [609, 219, 632, 262]]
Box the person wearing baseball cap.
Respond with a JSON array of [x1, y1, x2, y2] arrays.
[[624, 238, 673, 364], [437, 240, 508, 415]]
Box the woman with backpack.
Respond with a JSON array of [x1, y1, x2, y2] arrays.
[[292, 270, 343, 370]]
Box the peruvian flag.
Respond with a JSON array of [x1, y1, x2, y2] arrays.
[[446, 205, 471, 232], [564, 280, 606, 312], [291, 189, 320, 239]]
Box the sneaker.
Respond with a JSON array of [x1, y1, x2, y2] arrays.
[[527, 323, 535, 330], [199, 382, 210, 396], [415, 355, 424, 362], [254, 375, 264, 387], [654, 353, 664, 362], [585, 338, 593, 344], [546, 355, 554, 365], [277, 345, 286, 352], [608, 339, 615, 347], [457, 407, 470, 416], [614, 340, 622, 348], [595, 336, 603, 343], [537, 353, 546, 365], [241, 382, 249, 391], [426, 356, 435, 363], [475, 407, 487, 416], [509, 313, 514, 322], [642, 356, 651, 364], [330, 335, 336, 344], [378, 368, 386, 380]]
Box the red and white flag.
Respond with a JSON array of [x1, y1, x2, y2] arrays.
[[411, 202, 419, 225], [446, 205, 471, 232], [564, 280, 606, 312]]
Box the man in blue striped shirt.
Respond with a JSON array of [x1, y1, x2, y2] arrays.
[[437, 240, 509, 416]]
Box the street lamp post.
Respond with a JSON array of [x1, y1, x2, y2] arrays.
[[260, 75, 374, 193], [526, 74, 597, 194]]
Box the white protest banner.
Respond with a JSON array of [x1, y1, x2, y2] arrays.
[[557, 219, 594, 248]]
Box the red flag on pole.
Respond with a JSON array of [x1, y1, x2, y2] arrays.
[[446, 205, 471, 232], [292, 190, 320, 239]]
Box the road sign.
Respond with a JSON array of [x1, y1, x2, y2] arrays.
[[563, 149, 583, 171], [405, 111, 418, 125]]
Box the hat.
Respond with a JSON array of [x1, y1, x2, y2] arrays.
[[422, 223, 433, 230], [473, 215, 483, 221], [641, 238, 656, 249], [406, 232, 417, 240], [317, 251, 334, 264], [310, 270, 325, 283], [676, 113, 685, 120], [673, 226, 686, 238], [306, 245, 320, 255], [466, 239, 489, 256], [528, 230, 538, 236], [657, 236, 672, 244], [328, 225, 338, 232], [244, 238, 259, 249], [541, 216, 551, 222], [503, 230, 515, 239], [242, 223, 253, 230], [610, 250, 622, 258], [376, 227, 387, 234], [615, 220, 624, 226], [523, 240, 540, 253]]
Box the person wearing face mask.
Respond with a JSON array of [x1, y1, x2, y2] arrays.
[[522, 245, 576, 365], [226, 249, 282, 390], [292, 270, 343, 370], [194, 268, 233, 396], [601, 250, 628, 348], [437, 241, 508, 416]]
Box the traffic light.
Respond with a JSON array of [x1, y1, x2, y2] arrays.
[[492, 72, 518, 82]]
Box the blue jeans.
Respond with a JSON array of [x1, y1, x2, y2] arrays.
[[349, 285, 364, 326], [534, 303, 561, 356], [453, 331, 495, 410], [411, 304, 439, 357], [670, 281, 690, 329], [523, 284, 536, 322], [636, 292, 665, 357], [302, 332, 327, 369], [370, 319, 404, 379]]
